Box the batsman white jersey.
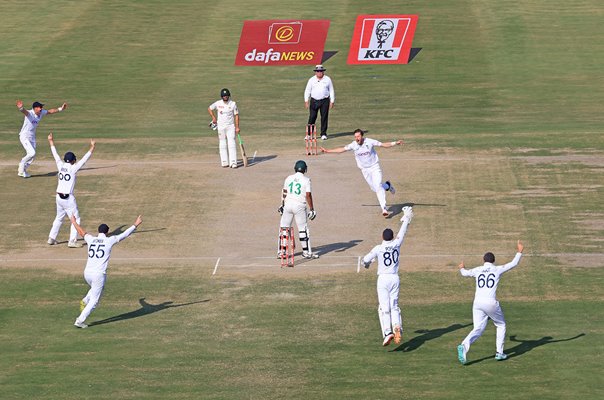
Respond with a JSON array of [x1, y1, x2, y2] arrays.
[[280, 172, 312, 231], [209, 99, 239, 167], [363, 218, 411, 342], [76, 226, 137, 324]]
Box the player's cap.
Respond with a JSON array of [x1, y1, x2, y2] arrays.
[[98, 224, 109, 234], [64, 152, 76, 163], [220, 88, 231, 97], [32, 101, 44, 108], [313, 64, 326, 72]]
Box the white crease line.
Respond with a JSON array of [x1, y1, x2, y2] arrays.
[[357, 256, 361, 273], [212, 258, 220, 275]]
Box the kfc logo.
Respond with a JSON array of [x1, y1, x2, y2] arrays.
[[348, 15, 418, 65]]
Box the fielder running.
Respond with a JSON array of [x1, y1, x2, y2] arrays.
[[70, 214, 143, 328], [15, 99, 68, 178], [457, 240, 525, 364], [208, 88, 240, 168], [47, 133, 96, 248], [321, 129, 402, 217], [363, 206, 414, 346], [277, 160, 319, 259]]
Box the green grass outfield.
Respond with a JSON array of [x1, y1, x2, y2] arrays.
[[1, 1, 603, 399]]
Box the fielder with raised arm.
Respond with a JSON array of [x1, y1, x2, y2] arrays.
[[457, 240, 524, 364], [15, 99, 67, 178], [70, 214, 143, 328], [363, 206, 414, 346], [321, 128, 402, 217], [277, 160, 319, 259], [47, 133, 95, 248]]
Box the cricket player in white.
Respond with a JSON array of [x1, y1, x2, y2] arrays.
[[15, 99, 68, 178], [47, 133, 96, 248], [457, 240, 524, 364], [277, 160, 319, 259], [363, 206, 414, 346], [208, 88, 240, 168], [70, 214, 143, 328], [321, 129, 403, 217]]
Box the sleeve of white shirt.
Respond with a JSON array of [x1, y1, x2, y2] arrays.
[[393, 219, 410, 246], [362, 245, 380, 264], [114, 225, 137, 243], [233, 102, 239, 115], [50, 145, 61, 165], [72, 150, 93, 173], [460, 267, 476, 277], [209, 101, 217, 111], [328, 77, 335, 103], [304, 78, 313, 101], [497, 252, 523, 274]]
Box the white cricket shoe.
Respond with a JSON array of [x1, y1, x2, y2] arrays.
[[68, 240, 83, 248], [495, 352, 508, 361], [47, 238, 58, 245], [19, 171, 31, 178], [382, 209, 391, 217], [230, 163, 238, 169], [74, 319, 88, 329], [321, 135, 328, 140], [385, 181, 395, 194], [383, 333, 394, 346], [302, 251, 319, 259]]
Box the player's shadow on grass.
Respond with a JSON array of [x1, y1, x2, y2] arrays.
[[109, 225, 166, 236], [30, 165, 118, 178], [248, 155, 276, 167], [463, 333, 586, 365], [313, 239, 363, 256], [392, 323, 472, 352], [89, 297, 210, 327], [363, 202, 447, 219]]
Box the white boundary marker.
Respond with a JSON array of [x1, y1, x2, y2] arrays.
[[212, 258, 221, 275], [357, 256, 361, 273]]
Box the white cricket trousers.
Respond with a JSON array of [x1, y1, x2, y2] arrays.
[[279, 201, 313, 253], [19, 135, 36, 170], [377, 273, 402, 337], [49, 194, 80, 242], [217, 124, 237, 167], [461, 300, 507, 354], [77, 269, 106, 323], [361, 163, 388, 212]]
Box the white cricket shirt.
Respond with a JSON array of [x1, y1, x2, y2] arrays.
[[460, 253, 523, 302], [209, 99, 239, 127], [363, 220, 410, 275], [304, 75, 335, 102], [344, 138, 382, 169], [283, 172, 312, 205], [51, 147, 92, 194], [83, 226, 137, 274], [19, 109, 48, 139]]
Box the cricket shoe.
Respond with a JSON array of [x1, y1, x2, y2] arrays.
[[277, 250, 285, 259], [394, 326, 402, 345], [74, 319, 88, 329], [382, 209, 391, 217], [18, 171, 31, 178], [321, 135, 328, 140], [385, 181, 396, 194], [495, 353, 508, 361], [383, 332, 394, 346], [457, 344, 467, 365], [47, 237, 59, 245], [230, 163, 238, 169], [302, 251, 319, 259], [68, 240, 83, 248]]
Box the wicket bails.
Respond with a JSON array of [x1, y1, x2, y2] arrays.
[[280, 227, 295, 268], [305, 124, 318, 155]]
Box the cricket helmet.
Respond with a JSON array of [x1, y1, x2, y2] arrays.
[[220, 88, 231, 97], [294, 160, 307, 173], [64, 152, 76, 163]]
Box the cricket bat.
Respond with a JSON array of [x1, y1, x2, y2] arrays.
[[237, 133, 249, 167]]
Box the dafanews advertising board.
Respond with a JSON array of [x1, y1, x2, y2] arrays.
[[235, 20, 330, 66], [348, 15, 418, 65]]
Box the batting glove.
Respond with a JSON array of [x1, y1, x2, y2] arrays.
[[400, 206, 414, 224], [209, 121, 217, 130], [278, 206, 284, 215], [363, 261, 371, 269], [307, 210, 316, 220]]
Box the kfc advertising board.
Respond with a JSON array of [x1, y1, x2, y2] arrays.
[[348, 15, 418, 65], [236, 20, 330, 66]]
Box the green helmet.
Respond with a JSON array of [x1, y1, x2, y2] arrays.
[[220, 88, 231, 97], [294, 160, 307, 173]]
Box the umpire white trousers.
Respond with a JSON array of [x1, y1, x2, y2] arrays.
[[361, 164, 388, 212], [49, 194, 80, 242], [77, 269, 106, 323], [461, 300, 507, 354], [217, 125, 237, 167], [19, 135, 36, 170], [377, 273, 402, 337]]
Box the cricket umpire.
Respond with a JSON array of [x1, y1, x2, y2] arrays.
[[304, 65, 335, 140]]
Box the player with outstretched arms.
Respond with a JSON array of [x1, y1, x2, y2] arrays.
[[457, 240, 524, 364], [70, 214, 143, 328], [363, 206, 414, 346]]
